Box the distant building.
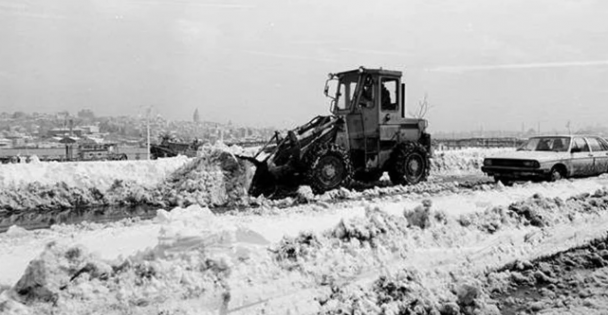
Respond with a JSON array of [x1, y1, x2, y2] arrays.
[[193, 109, 200, 123], [79, 125, 100, 134], [11, 137, 26, 147], [48, 127, 83, 137], [0, 138, 12, 148]]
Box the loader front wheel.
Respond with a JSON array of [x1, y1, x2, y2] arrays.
[[388, 142, 430, 186], [305, 144, 352, 194]]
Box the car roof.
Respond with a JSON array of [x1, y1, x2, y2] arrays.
[[529, 135, 604, 139]]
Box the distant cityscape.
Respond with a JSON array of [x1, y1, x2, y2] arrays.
[[1, 109, 607, 150], [0, 109, 277, 150]]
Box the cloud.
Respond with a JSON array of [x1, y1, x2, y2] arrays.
[[428, 60, 608, 73]]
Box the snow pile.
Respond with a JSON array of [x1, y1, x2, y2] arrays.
[[204, 142, 260, 157], [431, 148, 512, 175], [317, 270, 498, 315], [483, 236, 608, 314], [0, 205, 270, 314], [456, 188, 608, 234], [160, 148, 254, 208]]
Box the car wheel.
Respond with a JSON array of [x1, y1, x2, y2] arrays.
[[549, 166, 565, 182]]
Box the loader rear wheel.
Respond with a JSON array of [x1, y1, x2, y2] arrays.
[[305, 143, 352, 194], [388, 142, 430, 186]]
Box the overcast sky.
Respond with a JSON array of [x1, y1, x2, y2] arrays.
[[1, 0, 608, 132]]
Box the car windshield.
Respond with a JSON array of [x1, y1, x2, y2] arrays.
[[517, 137, 571, 152]]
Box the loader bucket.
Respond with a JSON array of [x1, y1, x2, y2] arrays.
[[235, 155, 278, 197]]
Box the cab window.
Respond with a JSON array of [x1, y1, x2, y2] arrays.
[[335, 81, 358, 111], [380, 78, 398, 111], [359, 75, 375, 108]]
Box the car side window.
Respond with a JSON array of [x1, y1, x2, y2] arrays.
[[598, 138, 608, 151], [572, 137, 590, 152], [586, 138, 603, 152]]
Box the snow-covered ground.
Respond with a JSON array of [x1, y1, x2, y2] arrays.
[[3, 147, 608, 314]]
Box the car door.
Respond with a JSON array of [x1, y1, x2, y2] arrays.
[[588, 137, 608, 174], [570, 137, 594, 176]]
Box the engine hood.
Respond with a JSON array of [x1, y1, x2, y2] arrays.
[[487, 150, 570, 162]]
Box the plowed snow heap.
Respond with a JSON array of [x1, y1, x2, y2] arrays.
[[161, 148, 255, 207]]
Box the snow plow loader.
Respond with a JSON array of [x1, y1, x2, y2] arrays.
[[239, 67, 432, 197]]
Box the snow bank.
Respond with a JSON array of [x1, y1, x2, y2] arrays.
[[0, 144, 255, 212], [431, 147, 512, 175], [0, 157, 189, 190], [0, 157, 190, 212]]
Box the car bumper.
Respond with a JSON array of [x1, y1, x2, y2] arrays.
[[481, 166, 551, 179]]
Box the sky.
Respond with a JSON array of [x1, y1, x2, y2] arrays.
[[1, 0, 608, 132]]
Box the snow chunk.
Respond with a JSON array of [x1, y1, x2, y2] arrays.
[[5, 226, 28, 237]]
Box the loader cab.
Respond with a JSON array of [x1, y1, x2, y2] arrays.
[[326, 68, 405, 122], [325, 67, 411, 172]]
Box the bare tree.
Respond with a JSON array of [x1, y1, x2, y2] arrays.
[[409, 93, 434, 119]]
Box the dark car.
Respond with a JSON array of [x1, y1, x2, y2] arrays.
[[481, 135, 608, 183]]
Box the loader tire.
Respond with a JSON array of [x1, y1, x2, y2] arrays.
[[388, 142, 430, 186], [304, 143, 352, 194]]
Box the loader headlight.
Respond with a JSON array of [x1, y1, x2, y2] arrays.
[[483, 159, 493, 166]]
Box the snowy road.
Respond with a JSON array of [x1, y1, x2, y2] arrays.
[[234, 175, 608, 243], [2, 176, 608, 284]]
